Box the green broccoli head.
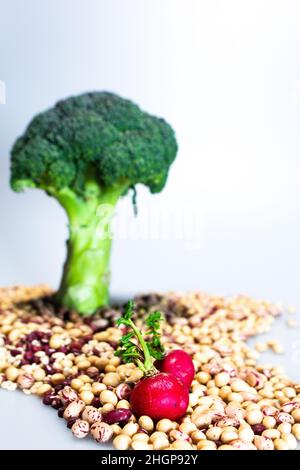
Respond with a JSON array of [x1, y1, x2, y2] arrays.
[[10, 92, 178, 316], [11, 92, 177, 196]]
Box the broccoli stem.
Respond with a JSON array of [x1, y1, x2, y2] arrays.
[[54, 181, 127, 315]]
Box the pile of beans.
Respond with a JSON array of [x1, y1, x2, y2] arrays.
[[0, 285, 300, 450]]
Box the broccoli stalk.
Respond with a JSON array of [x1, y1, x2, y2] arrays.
[[55, 182, 127, 313], [10, 92, 178, 315]]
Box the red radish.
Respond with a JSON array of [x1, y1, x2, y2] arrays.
[[155, 349, 195, 389], [115, 301, 189, 421], [130, 372, 189, 421]]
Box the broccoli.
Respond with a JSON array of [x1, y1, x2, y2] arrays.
[[10, 92, 178, 315]]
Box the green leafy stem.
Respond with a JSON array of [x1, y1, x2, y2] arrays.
[[115, 300, 165, 375]]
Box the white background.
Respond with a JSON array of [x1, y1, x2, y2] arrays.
[[1, 0, 300, 305]]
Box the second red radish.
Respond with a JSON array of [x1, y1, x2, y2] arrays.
[[155, 349, 195, 389]]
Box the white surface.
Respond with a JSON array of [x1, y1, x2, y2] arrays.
[[0, 0, 300, 449]]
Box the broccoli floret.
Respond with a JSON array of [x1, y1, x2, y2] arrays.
[[10, 92, 178, 315]]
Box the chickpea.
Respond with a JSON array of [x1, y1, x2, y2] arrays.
[[69, 328, 82, 337], [238, 426, 254, 442], [79, 390, 94, 405], [8, 329, 21, 342], [278, 422, 292, 434], [227, 392, 243, 403], [282, 387, 296, 399], [292, 423, 300, 440], [152, 436, 169, 450], [190, 430, 207, 443], [94, 331, 109, 341], [281, 432, 297, 450], [61, 358, 73, 369], [245, 409, 263, 425], [74, 356, 85, 365], [219, 386, 231, 400], [100, 390, 118, 406], [131, 441, 153, 450], [107, 424, 120, 437], [5, 366, 20, 382], [156, 419, 174, 433], [102, 372, 120, 387], [178, 422, 197, 434], [138, 416, 154, 432], [127, 369, 143, 382], [80, 374, 93, 383], [171, 440, 193, 450], [197, 440, 217, 450], [77, 360, 91, 371], [92, 382, 107, 395], [274, 438, 289, 450], [132, 433, 150, 442], [189, 393, 199, 407], [110, 357, 121, 367], [49, 334, 64, 349], [94, 358, 109, 370], [206, 427, 222, 441], [221, 430, 239, 443], [116, 399, 130, 409], [51, 373, 65, 385], [230, 379, 249, 393], [79, 382, 92, 392], [196, 372, 211, 384], [207, 387, 219, 396], [101, 403, 115, 413], [36, 384, 52, 396], [291, 408, 300, 423], [198, 396, 214, 407], [113, 434, 131, 450], [262, 416, 276, 429], [149, 431, 168, 442], [79, 383, 92, 392], [122, 422, 139, 437], [215, 372, 230, 387], [262, 429, 280, 440], [32, 368, 46, 381], [191, 412, 212, 428]]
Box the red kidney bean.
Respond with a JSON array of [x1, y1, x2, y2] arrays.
[[91, 397, 101, 408], [102, 408, 132, 425], [51, 398, 63, 410], [42, 393, 55, 406], [67, 418, 78, 429], [57, 407, 65, 418], [10, 349, 21, 356], [251, 424, 266, 435]]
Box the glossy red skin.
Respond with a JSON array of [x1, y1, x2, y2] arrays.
[[130, 372, 189, 421], [155, 350, 195, 389]]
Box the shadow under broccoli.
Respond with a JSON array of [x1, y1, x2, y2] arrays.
[[10, 92, 178, 315]]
